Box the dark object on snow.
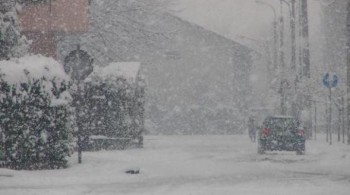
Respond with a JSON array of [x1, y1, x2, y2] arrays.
[[126, 169, 140, 174], [258, 116, 306, 155]]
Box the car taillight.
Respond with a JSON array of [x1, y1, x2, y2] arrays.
[[262, 128, 270, 136], [297, 129, 305, 136]]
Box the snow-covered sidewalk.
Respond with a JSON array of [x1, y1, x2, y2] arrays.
[[0, 135, 349, 195]]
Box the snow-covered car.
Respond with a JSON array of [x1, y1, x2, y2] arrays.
[[258, 116, 306, 155]]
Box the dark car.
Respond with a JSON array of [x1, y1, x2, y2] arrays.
[[258, 116, 305, 155]]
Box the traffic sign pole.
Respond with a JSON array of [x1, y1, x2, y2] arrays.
[[64, 44, 94, 164], [329, 87, 332, 145], [323, 73, 338, 145]]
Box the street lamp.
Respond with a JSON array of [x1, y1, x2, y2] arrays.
[[346, 1, 350, 145], [280, 0, 296, 71], [277, 0, 295, 115], [255, 0, 278, 71], [256, 0, 288, 114], [278, 0, 286, 71], [278, 0, 298, 117]]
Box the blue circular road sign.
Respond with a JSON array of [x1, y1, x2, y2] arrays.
[[323, 73, 338, 88]]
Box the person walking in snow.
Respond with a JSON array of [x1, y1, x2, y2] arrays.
[[248, 117, 256, 142]]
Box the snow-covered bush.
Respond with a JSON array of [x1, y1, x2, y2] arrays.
[[0, 55, 73, 169], [80, 62, 145, 150]]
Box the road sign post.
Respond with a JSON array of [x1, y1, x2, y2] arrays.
[[323, 73, 338, 145], [64, 44, 94, 163]]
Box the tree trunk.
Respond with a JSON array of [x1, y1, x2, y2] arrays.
[[346, 1, 350, 145], [301, 0, 312, 139], [291, 0, 296, 71], [301, 0, 310, 77]]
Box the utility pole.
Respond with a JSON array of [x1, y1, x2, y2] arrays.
[[338, 99, 341, 142], [280, 0, 287, 115], [300, 0, 312, 139], [326, 97, 329, 142], [298, 0, 303, 78], [314, 100, 317, 140], [300, 0, 310, 77], [273, 19, 278, 71], [288, 0, 298, 118], [346, 1, 350, 145], [279, 1, 285, 70], [290, 0, 296, 72], [329, 87, 332, 145], [341, 97, 345, 143]]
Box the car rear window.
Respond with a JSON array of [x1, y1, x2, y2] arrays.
[[265, 118, 297, 131]]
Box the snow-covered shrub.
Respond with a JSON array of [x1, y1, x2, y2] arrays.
[[0, 55, 73, 169], [80, 62, 145, 150]]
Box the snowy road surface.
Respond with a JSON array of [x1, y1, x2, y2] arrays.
[[0, 135, 350, 195]]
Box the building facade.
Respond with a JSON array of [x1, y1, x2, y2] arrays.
[[19, 0, 89, 58], [57, 1, 254, 134]]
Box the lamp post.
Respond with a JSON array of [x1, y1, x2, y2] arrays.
[[255, 0, 278, 72], [280, 0, 296, 72], [255, 0, 288, 115], [300, 0, 312, 139], [280, 0, 298, 117], [278, 0, 297, 116], [278, 0, 288, 115], [347, 1, 350, 144], [290, 0, 297, 72]]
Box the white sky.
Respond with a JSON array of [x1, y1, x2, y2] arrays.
[[173, 0, 322, 48], [171, 0, 324, 107]]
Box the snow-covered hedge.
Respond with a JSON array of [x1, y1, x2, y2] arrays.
[[80, 62, 145, 150], [0, 55, 73, 169]]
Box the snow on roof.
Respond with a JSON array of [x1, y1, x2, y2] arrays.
[[88, 62, 141, 83], [0, 55, 70, 84]]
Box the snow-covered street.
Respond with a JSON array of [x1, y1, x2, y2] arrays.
[[1, 1, 350, 195], [0, 135, 349, 195]]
